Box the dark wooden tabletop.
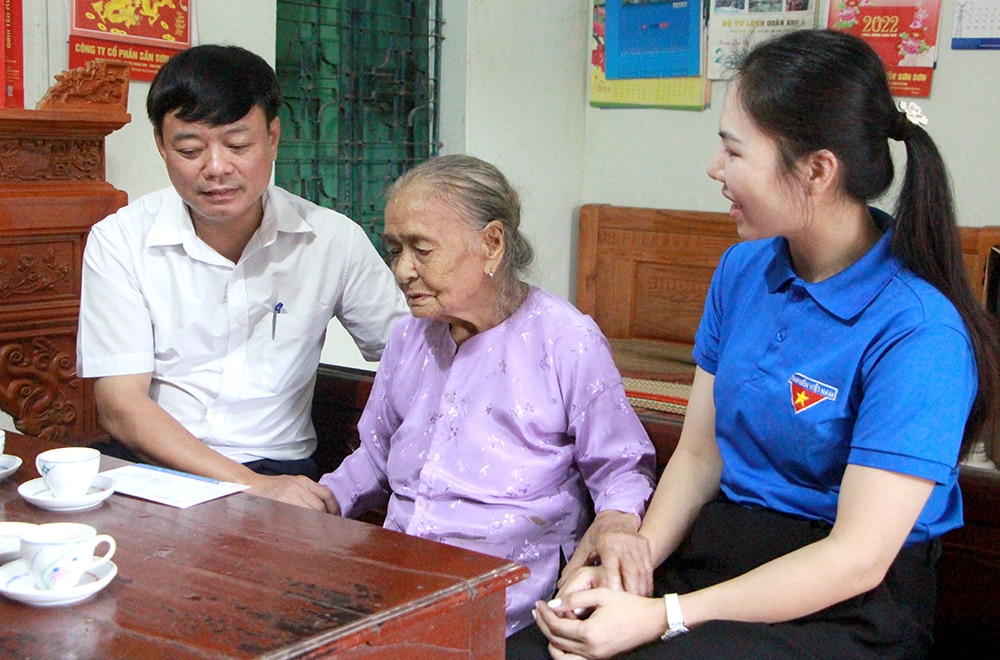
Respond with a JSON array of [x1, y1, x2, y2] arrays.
[[0, 433, 528, 659]]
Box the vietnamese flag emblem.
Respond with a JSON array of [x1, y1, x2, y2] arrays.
[[788, 373, 838, 414]]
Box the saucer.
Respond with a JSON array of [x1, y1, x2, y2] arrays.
[[17, 475, 116, 512], [0, 455, 21, 482], [0, 558, 117, 606], [0, 522, 36, 563]]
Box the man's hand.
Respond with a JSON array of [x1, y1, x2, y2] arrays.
[[246, 474, 340, 513], [93, 376, 346, 514], [560, 510, 653, 596]]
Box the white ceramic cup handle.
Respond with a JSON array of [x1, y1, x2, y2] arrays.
[[86, 534, 116, 569]]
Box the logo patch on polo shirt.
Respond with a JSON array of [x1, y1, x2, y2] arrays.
[[788, 373, 838, 414]]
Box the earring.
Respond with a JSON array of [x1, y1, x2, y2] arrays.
[[488, 269, 494, 278]]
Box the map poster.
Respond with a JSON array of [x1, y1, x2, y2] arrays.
[[828, 0, 942, 98], [69, 1, 193, 82]]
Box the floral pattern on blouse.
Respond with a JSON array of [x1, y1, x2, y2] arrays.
[[321, 287, 655, 634]]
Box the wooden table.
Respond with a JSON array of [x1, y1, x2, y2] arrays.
[[0, 434, 528, 658]]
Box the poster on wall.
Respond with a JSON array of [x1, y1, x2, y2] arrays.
[[828, 0, 942, 98], [69, 0, 193, 82], [951, 0, 1000, 49], [604, 0, 705, 79], [590, 0, 709, 109], [706, 0, 819, 79]]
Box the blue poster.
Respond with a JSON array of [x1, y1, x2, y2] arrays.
[[605, 0, 705, 79]]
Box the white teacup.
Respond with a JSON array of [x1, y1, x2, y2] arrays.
[[20, 522, 116, 590], [35, 446, 101, 498]]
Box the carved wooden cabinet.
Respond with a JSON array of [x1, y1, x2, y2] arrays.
[[0, 107, 130, 441]]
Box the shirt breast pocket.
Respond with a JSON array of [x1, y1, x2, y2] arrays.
[[253, 307, 331, 394]]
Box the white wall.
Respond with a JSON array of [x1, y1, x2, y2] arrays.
[[439, 0, 590, 298], [23, 0, 1000, 371]]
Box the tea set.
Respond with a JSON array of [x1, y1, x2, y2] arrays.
[[0, 432, 119, 607]]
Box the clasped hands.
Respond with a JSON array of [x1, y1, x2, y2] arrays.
[[532, 511, 665, 659]]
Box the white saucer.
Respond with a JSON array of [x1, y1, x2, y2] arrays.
[[0, 522, 36, 563], [17, 475, 116, 512], [0, 455, 21, 482], [0, 558, 117, 606]]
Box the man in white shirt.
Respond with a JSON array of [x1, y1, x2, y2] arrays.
[[77, 45, 408, 511]]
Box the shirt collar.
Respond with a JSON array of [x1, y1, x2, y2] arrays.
[[764, 208, 902, 321], [262, 186, 315, 235], [144, 186, 315, 259], [145, 187, 196, 248]]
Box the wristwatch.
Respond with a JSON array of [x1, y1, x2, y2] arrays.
[[661, 593, 689, 641]]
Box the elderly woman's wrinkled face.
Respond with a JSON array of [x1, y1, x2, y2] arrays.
[[383, 186, 492, 326]]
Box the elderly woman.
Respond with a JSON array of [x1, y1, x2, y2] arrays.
[[319, 154, 656, 636]]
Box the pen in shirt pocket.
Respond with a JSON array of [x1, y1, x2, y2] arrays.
[[272, 302, 283, 340]]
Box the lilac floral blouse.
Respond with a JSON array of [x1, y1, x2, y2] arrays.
[[320, 287, 655, 634]]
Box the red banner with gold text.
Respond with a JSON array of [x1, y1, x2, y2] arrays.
[[69, 1, 192, 82]]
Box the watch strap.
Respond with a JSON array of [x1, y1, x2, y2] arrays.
[[661, 592, 690, 641]]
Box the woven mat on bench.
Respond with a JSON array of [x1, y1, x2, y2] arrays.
[[622, 377, 691, 415], [610, 338, 697, 384]]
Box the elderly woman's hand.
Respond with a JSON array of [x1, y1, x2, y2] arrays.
[[559, 510, 653, 596]]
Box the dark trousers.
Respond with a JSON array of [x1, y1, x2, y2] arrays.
[[89, 439, 319, 480], [507, 498, 938, 659]]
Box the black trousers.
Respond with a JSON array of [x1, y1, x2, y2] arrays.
[[507, 498, 938, 659], [89, 439, 319, 480]]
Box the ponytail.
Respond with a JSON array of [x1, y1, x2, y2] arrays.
[[893, 126, 1000, 459]]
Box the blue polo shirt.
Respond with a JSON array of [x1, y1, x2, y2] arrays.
[[693, 210, 975, 545]]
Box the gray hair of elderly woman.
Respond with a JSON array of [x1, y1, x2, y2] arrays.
[[387, 154, 535, 290]]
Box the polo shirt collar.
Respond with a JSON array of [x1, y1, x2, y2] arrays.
[[764, 208, 902, 322]]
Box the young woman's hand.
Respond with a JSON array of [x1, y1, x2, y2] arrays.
[[534, 589, 667, 659]]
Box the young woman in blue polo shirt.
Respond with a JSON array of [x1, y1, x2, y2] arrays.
[[529, 29, 1000, 658]]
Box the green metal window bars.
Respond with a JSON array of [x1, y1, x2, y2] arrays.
[[276, 0, 442, 253]]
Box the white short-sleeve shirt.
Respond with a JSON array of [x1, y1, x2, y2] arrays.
[[78, 185, 408, 462]]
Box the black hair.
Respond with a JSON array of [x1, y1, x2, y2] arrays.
[[735, 29, 1000, 459], [146, 44, 282, 136]]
